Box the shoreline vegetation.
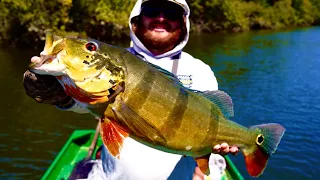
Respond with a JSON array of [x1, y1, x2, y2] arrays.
[[1, 0, 319, 48]]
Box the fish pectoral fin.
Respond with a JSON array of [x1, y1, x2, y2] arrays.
[[99, 117, 129, 158], [112, 100, 166, 144], [194, 90, 234, 118], [195, 154, 211, 175]]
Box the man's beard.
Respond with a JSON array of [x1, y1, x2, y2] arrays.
[[135, 22, 182, 52]]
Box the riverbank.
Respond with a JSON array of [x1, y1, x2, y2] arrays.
[[1, 0, 320, 47]]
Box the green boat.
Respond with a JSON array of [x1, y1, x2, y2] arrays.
[[41, 130, 244, 180]]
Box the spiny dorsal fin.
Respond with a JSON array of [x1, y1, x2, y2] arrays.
[[147, 61, 234, 118], [195, 90, 234, 118]]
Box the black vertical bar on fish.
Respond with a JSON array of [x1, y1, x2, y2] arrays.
[[160, 87, 189, 139]]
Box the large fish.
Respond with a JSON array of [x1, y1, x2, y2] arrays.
[[28, 32, 285, 177]]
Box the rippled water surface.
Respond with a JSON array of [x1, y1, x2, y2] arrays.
[[1, 27, 319, 179]]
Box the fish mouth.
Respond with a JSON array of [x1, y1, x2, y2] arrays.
[[28, 54, 57, 69], [28, 32, 66, 76]]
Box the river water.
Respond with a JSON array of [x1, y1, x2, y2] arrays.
[[1, 27, 319, 179]]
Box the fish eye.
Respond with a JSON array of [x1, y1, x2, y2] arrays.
[[85, 42, 97, 51]]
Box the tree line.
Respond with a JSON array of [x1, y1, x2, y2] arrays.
[[1, 0, 319, 47]]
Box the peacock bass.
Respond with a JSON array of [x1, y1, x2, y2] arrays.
[[28, 32, 285, 177]]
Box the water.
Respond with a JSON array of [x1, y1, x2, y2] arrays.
[[186, 27, 320, 180], [1, 27, 319, 179]]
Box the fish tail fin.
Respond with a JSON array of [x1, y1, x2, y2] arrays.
[[243, 123, 285, 177]]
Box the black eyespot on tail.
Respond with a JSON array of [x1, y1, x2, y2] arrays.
[[256, 134, 264, 145]]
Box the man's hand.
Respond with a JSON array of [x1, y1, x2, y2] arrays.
[[193, 167, 205, 180], [23, 70, 74, 107], [193, 143, 239, 180], [213, 142, 239, 155]]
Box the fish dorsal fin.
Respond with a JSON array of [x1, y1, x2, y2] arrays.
[[100, 118, 129, 158], [195, 90, 234, 118], [112, 100, 167, 145], [147, 62, 234, 118]]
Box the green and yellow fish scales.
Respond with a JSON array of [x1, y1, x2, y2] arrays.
[[28, 33, 285, 177]]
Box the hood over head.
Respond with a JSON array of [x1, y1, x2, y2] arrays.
[[129, 0, 190, 59]]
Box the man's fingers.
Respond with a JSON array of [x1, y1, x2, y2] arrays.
[[213, 144, 221, 153], [213, 143, 229, 154], [230, 146, 239, 155], [220, 143, 229, 155], [31, 56, 41, 63], [220, 143, 228, 149], [192, 167, 204, 180], [213, 143, 239, 155]]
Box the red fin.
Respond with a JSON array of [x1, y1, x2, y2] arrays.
[[64, 84, 108, 104], [195, 154, 210, 175], [99, 118, 129, 158], [243, 146, 269, 177]]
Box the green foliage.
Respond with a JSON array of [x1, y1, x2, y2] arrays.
[[0, 0, 319, 47], [68, 0, 135, 40], [0, 0, 134, 47], [188, 0, 320, 33], [188, 0, 249, 32], [309, 0, 320, 24], [0, 0, 73, 46]]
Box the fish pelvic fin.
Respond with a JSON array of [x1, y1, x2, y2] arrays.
[[195, 154, 210, 175], [99, 117, 129, 159], [243, 123, 285, 177]]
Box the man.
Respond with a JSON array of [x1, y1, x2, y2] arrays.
[[23, 0, 238, 179], [119, 1, 238, 179]]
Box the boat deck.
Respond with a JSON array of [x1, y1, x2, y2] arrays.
[[41, 130, 244, 180]]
